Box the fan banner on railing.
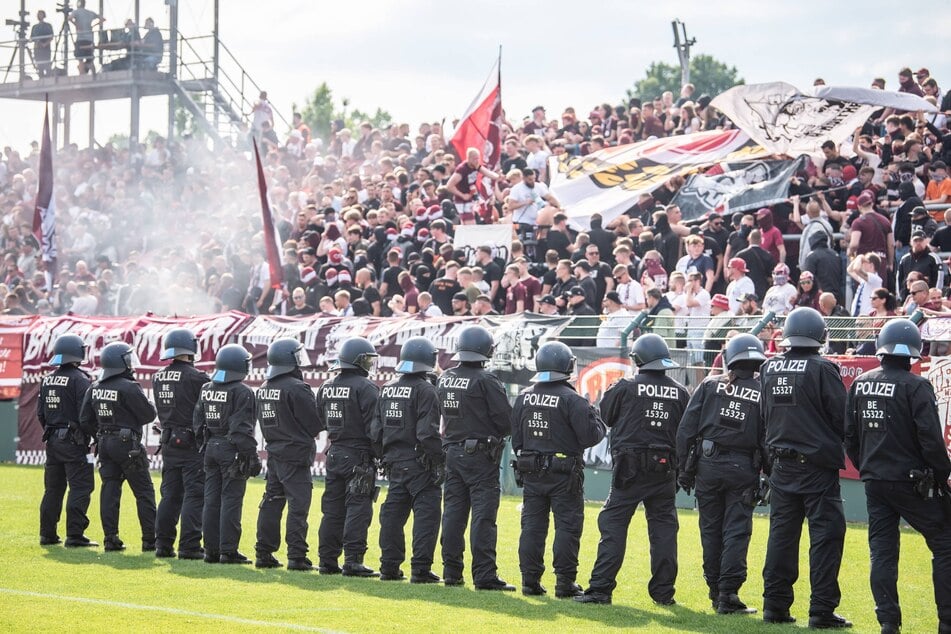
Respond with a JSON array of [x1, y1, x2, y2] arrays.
[[711, 82, 937, 156], [548, 129, 769, 230], [452, 224, 514, 266], [672, 156, 807, 220]]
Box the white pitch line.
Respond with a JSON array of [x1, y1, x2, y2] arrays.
[[0, 588, 347, 633]]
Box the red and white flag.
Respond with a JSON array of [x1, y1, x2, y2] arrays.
[[450, 53, 502, 170], [32, 102, 57, 279], [253, 140, 284, 289]]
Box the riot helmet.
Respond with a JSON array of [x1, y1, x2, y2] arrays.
[[50, 334, 86, 366], [531, 341, 576, 383], [396, 337, 438, 374], [212, 344, 252, 383], [631, 333, 679, 370], [160, 327, 198, 360]]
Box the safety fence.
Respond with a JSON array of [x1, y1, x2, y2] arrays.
[[8, 311, 951, 479]]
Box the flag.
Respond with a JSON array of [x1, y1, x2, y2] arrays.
[[32, 102, 56, 279], [672, 156, 807, 220], [253, 140, 284, 289], [548, 129, 769, 229], [450, 53, 502, 169], [712, 82, 937, 156]]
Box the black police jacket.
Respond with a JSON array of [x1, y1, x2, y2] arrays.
[[79, 372, 157, 434], [846, 361, 951, 482], [316, 369, 379, 454], [760, 349, 847, 470], [192, 380, 257, 453], [437, 363, 512, 445], [374, 373, 441, 463], [39, 364, 94, 436], [257, 371, 322, 465], [154, 360, 208, 429], [600, 370, 688, 452], [677, 373, 765, 469], [511, 380, 606, 456]]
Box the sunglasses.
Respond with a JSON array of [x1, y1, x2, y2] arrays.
[[801, 280, 813, 284]]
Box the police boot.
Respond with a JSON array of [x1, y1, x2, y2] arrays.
[[521, 578, 547, 596], [716, 593, 757, 615], [939, 621, 951, 634], [103, 536, 125, 552], [155, 546, 175, 558], [255, 553, 283, 569], [763, 609, 796, 624], [142, 540, 156, 553], [39, 535, 61, 546], [379, 568, 405, 581], [410, 570, 441, 584], [879, 624, 900, 634], [287, 558, 314, 572], [318, 561, 342, 575], [342, 562, 380, 578], [203, 551, 220, 564], [219, 551, 252, 565], [574, 590, 612, 605], [178, 548, 205, 560], [443, 576, 465, 587], [555, 578, 583, 599], [474, 577, 516, 592], [64, 535, 98, 548], [708, 584, 719, 610], [807, 613, 852, 629]]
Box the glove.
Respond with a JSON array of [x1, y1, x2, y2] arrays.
[[677, 472, 695, 495]]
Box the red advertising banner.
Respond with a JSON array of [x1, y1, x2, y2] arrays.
[[0, 315, 37, 400]]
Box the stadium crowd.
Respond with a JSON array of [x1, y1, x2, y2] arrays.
[[1, 66, 950, 352]]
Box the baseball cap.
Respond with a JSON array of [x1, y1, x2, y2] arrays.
[[728, 257, 748, 273], [741, 293, 759, 303], [604, 291, 621, 304], [711, 294, 730, 311], [452, 292, 468, 302], [912, 206, 929, 217], [568, 287, 586, 297], [300, 267, 317, 285], [337, 269, 352, 283], [911, 228, 927, 239], [773, 263, 790, 276], [932, 160, 948, 171], [846, 196, 859, 210], [328, 249, 344, 265], [755, 207, 772, 218], [539, 294, 557, 306], [857, 191, 875, 207], [324, 267, 338, 281]]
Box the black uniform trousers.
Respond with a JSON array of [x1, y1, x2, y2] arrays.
[[694, 454, 758, 596], [318, 445, 374, 565], [379, 458, 442, 574], [588, 471, 678, 601], [155, 445, 205, 552], [763, 459, 845, 615], [98, 435, 156, 542], [519, 470, 585, 583], [40, 436, 94, 540], [256, 456, 313, 560], [866, 480, 951, 627], [202, 439, 247, 555], [441, 444, 503, 583]]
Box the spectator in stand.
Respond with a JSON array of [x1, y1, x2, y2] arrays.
[[736, 230, 775, 301], [848, 253, 883, 317], [595, 291, 631, 347], [803, 232, 845, 307], [847, 190, 894, 283], [796, 271, 821, 309], [755, 207, 786, 265], [676, 234, 716, 293], [791, 194, 835, 272], [762, 263, 798, 317], [818, 292, 852, 354], [924, 161, 951, 204], [894, 229, 944, 300]]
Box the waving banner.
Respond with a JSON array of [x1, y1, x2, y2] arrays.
[[549, 129, 769, 229], [672, 156, 807, 220], [712, 82, 937, 156]]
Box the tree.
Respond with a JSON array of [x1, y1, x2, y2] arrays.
[[626, 54, 743, 103], [295, 82, 393, 143]]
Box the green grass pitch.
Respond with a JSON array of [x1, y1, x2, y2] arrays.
[[0, 465, 940, 632]]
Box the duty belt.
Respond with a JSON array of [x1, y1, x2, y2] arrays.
[[771, 447, 808, 464]]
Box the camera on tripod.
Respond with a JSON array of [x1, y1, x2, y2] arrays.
[[5, 9, 30, 31], [56, 2, 72, 16]]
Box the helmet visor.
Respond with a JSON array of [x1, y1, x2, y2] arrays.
[[294, 346, 312, 368], [356, 352, 379, 374], [125, 350, 140, 371]]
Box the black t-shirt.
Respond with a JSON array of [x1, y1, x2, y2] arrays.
[[428, 277, 462, 314], [542, 268, 558, 289], [381, 265, 404, 298], [547, 230, 572, 260], [501, 154, 528, 174]]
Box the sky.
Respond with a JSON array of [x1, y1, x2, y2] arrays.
[[1, 0, 949, 150]]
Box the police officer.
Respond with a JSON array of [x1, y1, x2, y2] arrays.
[[193, 344, 257, 564], [38, 334, 96, 548], [154, 328, 209, 560], [79, 342, 157, 552], [760, 307, 850, 628], [438, 325, 514, 590], [254, 338, 321, 571], [845, 319, 951, 634], [512, 342, 606, 598], [576, 334, 688, 605], [316, 336, 381, 577], [677, 333, 767, 614], [373, 337, 443, 583]]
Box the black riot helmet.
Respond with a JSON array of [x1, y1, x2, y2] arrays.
[[724, 333, 767, 369], [336, 337, 379, 373], [780, 306, 826, 348], [160, 327, 198, 360], [452, 325, 495, 362], [266, 337, 311, 379], [211, 344, 252, 383], [875, 318, 922, 358], [50, 334, 86, 366], [99, 341, 137, 380], [531, 341, 576, 383], [631, 333, 679, 370], [396, 337, 438, 374]]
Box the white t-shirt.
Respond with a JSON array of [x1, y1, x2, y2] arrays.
[[526, 149, 551, 175], [509, 181, 550, 226], [851, 271, 882, 317], [596, 308, 632, 347], [615, 279, 645, 310], [726, 275, 755, 314], [763, 283, 799, 316]]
